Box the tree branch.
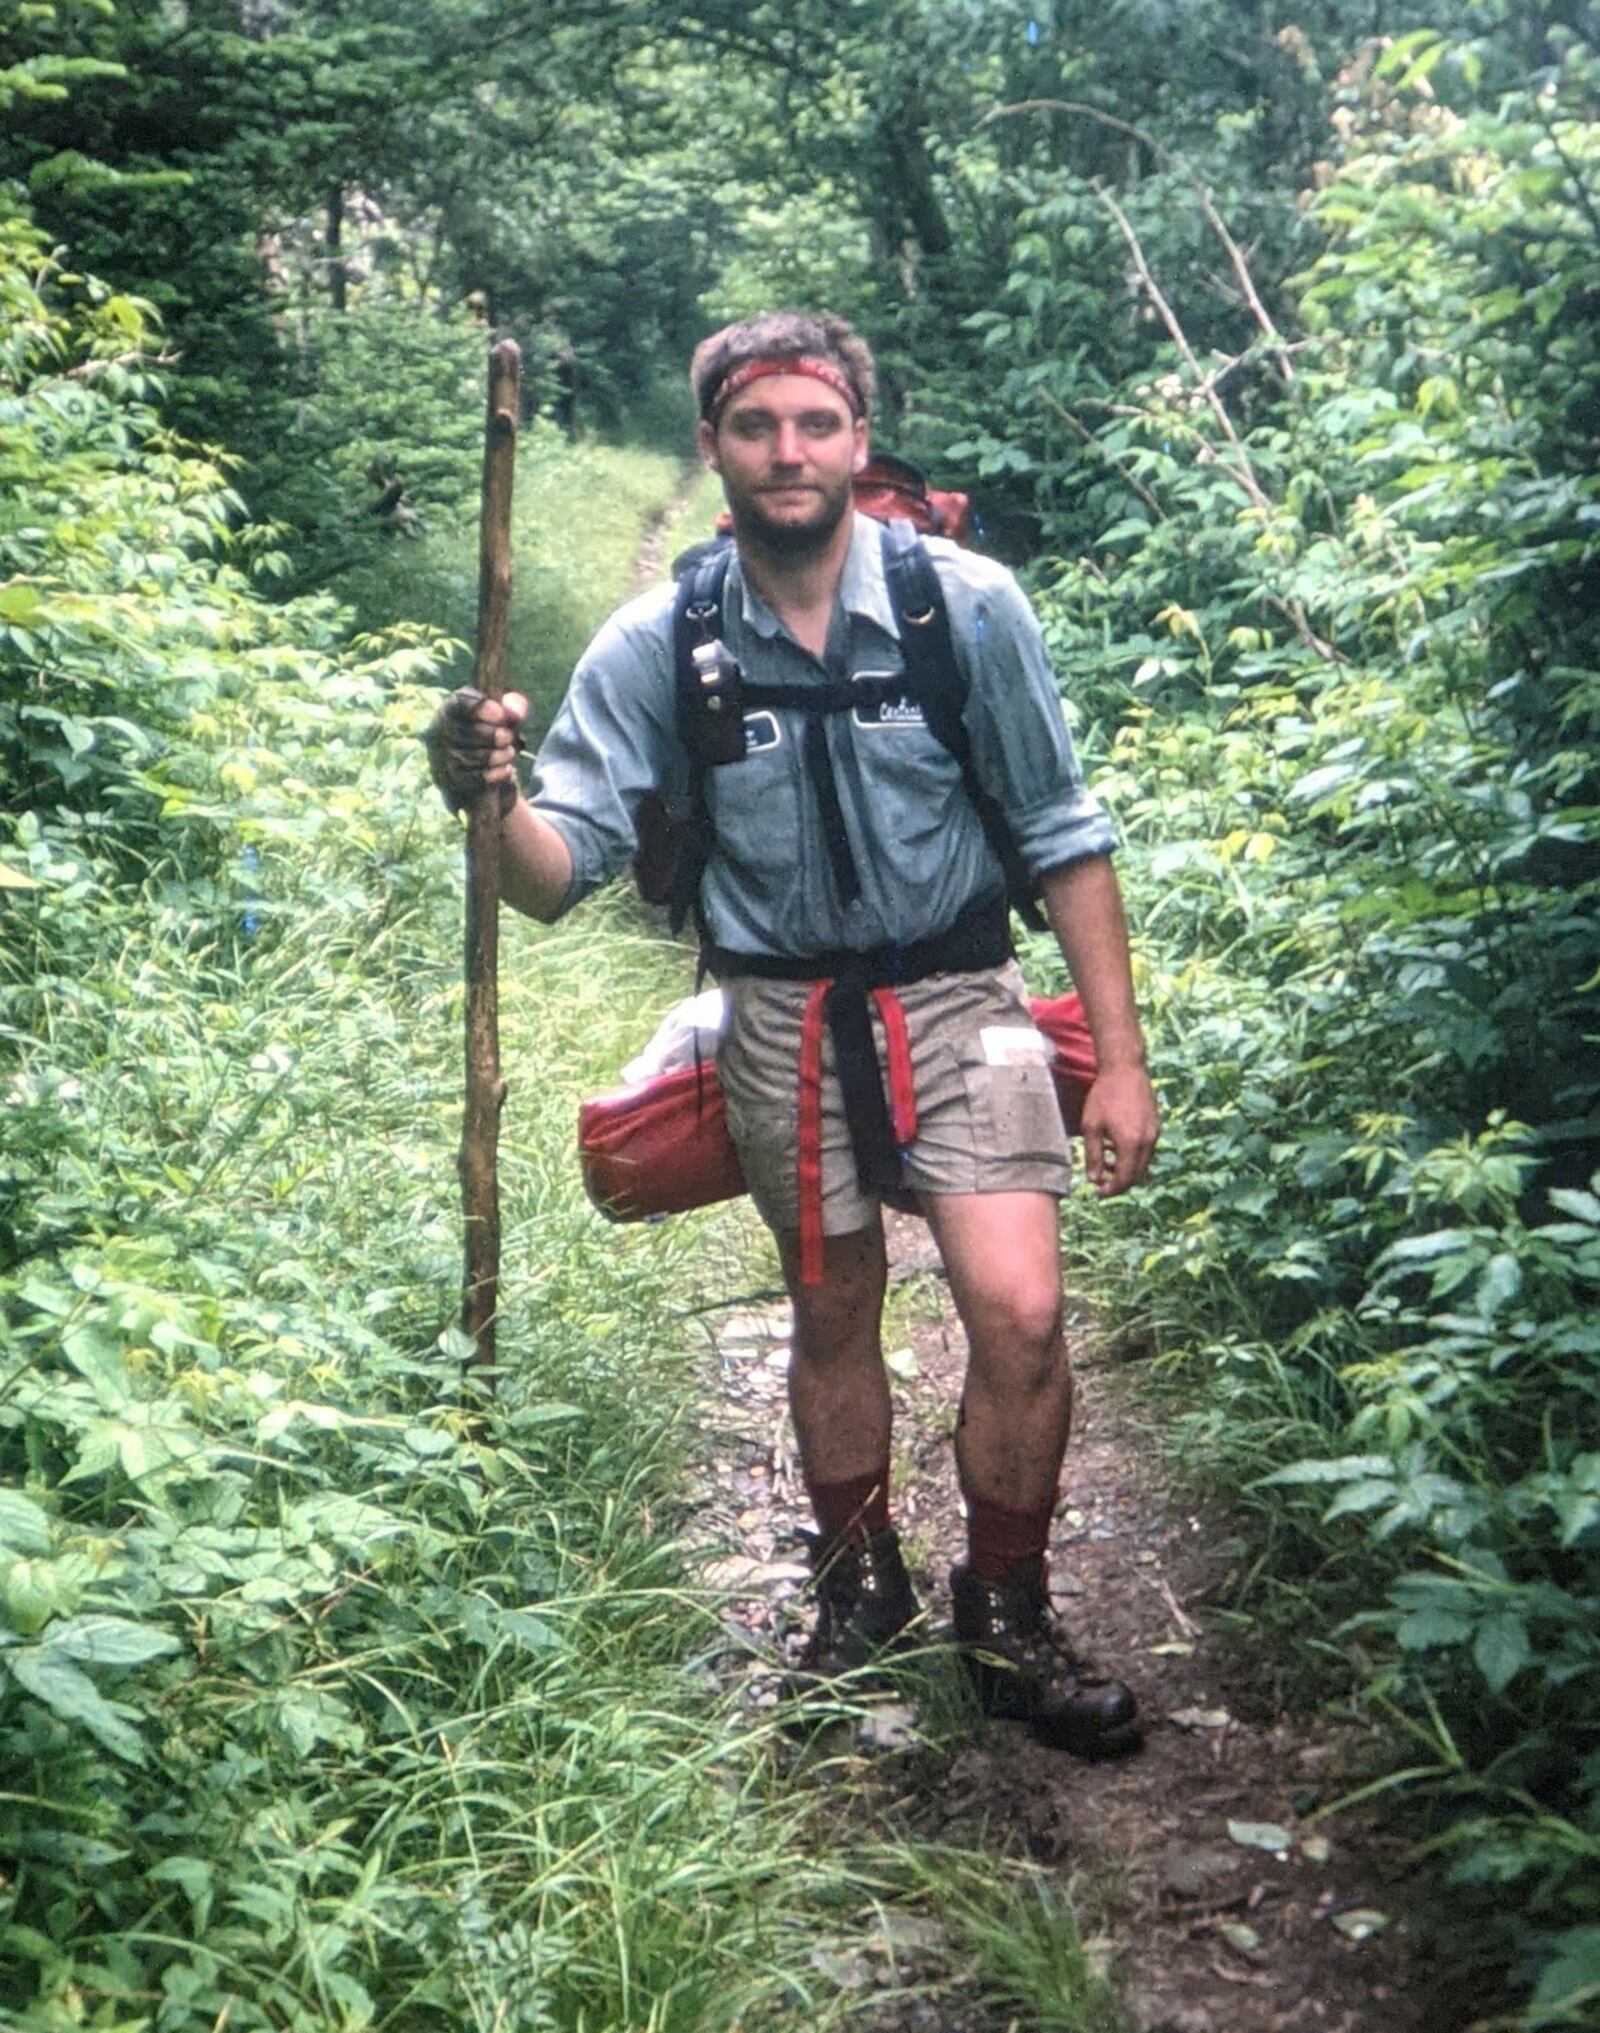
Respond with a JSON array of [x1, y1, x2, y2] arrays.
[[1534, 99, 1600, 247], [985, 97, 1292, 372], [1094, 183, 1272, 514], [1037, 391, 1167, 520]]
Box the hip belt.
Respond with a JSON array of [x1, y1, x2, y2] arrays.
[[705, 891, 1012, 1284]]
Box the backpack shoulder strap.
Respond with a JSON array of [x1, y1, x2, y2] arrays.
[[672, 540, 733, 752], [878, 521, 1046, 930], [879, 518, 966, 753], [666, 541, 733, 932]]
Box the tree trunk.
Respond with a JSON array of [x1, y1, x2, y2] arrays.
[[327, 182, 347, 312]]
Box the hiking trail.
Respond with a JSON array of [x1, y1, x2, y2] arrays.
[[686, 1216, 1431, 2032], [628, 455, 708, 597]]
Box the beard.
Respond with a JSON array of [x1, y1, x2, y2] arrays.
[[729, 474, 853, 559]]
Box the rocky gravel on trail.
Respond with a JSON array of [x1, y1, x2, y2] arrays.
[[683, 1213, 1444, 2033]]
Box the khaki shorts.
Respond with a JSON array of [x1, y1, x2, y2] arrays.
[[718, 960, 1072, 1239]]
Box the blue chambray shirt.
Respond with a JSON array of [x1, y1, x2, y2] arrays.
[[527, 512, 1114, 958]]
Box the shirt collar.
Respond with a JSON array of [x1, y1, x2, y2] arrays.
[[731, 513, 899, 642]]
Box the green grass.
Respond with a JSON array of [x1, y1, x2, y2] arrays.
[[335, 426, 704, 736]]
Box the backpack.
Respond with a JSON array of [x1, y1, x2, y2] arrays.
[[634, 459, 1043, 932], [850, 450, 973, 542]]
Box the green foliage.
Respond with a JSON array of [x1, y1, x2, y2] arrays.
[[338, 433, 710, 733], [982, 44, 1600, 2025], [10, 0, 1600, 2021]]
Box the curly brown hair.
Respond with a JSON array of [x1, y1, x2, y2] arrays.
[[690, 310, 877, 424]]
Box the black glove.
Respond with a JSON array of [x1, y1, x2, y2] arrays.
[[424, 686, 526, 815]]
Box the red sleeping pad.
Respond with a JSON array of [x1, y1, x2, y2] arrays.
[[579, 992, 1096, 1222]]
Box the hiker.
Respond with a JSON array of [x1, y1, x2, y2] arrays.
[[425, 310, 1159, 1758]]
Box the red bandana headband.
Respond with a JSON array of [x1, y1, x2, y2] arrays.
[[707, 354, 863, 421]]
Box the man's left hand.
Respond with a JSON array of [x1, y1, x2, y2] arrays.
[[1079, 1064, 1159, 1197]]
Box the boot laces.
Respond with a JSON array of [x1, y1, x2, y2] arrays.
[[1000, 1577, 1105, 1687]]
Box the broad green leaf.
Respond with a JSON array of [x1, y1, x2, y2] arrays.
[[1473, 1613, 1531, 1695], [497, 1609, 559, 1653], [147, 1856, 215, 1932], [1379, 1230, 1471, 1266], [1263, 1456, 1393, 1487], [58, 1324, 131, 1410], [1555, 1491, 1600, 1548], [44, 1614, 180, 1666], [1474, 1253, 1523, 1316], [3, 1647, 146, 1763], [1324, 1478, 1398, 1521], [1396, 1607, 1473, 1650], [4, 1560, 65, 1638], [0, 1493, 52, 1556]]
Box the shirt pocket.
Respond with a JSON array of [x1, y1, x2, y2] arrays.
[[704, 713, 805, 882], [842, 669, 965, 852]]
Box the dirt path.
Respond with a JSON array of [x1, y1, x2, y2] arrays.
[[686, 1213, 1437, 2033], [627, 454, 707, 596]]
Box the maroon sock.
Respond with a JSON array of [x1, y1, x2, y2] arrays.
[[806, 1461, 891, 1546], [964, 1488, 1055, 1584]]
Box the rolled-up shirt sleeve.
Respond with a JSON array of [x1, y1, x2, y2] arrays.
[[525, 599, 683, 913], [942, 556, 1116, 876]]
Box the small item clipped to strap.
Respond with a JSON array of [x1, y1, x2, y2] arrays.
[[689, 639, 747, 767], [578, 990, 1099, 1255]]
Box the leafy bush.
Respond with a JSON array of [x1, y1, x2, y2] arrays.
[[986, 43, 1600, 2028]]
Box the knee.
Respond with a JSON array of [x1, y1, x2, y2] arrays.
[[790, 1285, 884, 1365], [967, 1280, 1066, 1390], [785, 1231, 886, 1358]]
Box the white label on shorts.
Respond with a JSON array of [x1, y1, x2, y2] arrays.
[[979, 1026, 1053, 1068]]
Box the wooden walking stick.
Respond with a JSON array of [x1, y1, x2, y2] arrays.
[[460, 337, 520, 1377]]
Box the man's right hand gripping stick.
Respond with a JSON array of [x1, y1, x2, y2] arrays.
[[425, 685, 529, 815]]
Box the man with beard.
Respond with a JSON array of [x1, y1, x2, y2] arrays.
[[426, 310, 1158, 1758]]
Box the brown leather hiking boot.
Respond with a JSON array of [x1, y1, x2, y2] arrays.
[[793, 1525, 919, 1681], [951, 1558, 1143, 1759]]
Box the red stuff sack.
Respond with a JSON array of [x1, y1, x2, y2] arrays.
[[1030, 990, 1098, 1135], [578, 1059, 747, 1221], [579, 993, 1096, 1223]]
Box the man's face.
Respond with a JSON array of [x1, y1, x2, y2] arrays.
[[699, 372, 868, 556]]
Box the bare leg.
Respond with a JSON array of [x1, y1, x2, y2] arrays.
[[775, 1217, 891, 1488], [774, 1218, 914, 1674], [918, 1191, 1071, 1512]]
